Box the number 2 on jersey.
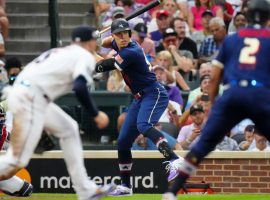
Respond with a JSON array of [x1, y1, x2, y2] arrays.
[[239, 38, 260, 65]]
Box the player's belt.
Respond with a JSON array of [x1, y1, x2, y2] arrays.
[[224, 79, 265, 90]]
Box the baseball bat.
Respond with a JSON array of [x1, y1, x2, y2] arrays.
[[99, 0, 162, 35]]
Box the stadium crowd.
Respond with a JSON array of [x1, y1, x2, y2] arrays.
[[0, 0, 269, 152], [92, 0, 270, 152]]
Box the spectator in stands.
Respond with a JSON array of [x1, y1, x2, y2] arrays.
[[156, 28, 194, 77], [185, 62, 224, 109], [149, 9, 171, 47], [230, 118, 254, 138], [176, 0, 189, 21], [215, 0, 234, 28], [228, 0, 248, 33], [0, 0, 5, 9], [0, 28, 4, 58], [153, 65, 183, 134], [238, 124, 255, 151], [4, 57, 22, 86], [177, 104, 206, 150], [199, 17, 227, 64], [191, 10, 214, 51], [93, 0, 114, 26], [132, 22, 156, 62], [153, 65, 183, 106], [250, 133, 270, 152], [188, 0, 223, 33], [121, 0, 152, 25], [228, 11, 247, 34], [171, 17, 198, 70], [215, 134, 239, 151], [107, 70, 127, 92], [156, 50, 190, 90], [106, 69, 130, 133], [185, 74, 210, 109], [0, 2, 8, 40], [132, 123, 182, 150], [199, 61, 212, 77], [102, 0, 151, 28]]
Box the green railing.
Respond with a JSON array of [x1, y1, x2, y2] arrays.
[[48, 0, 61, 48], [55, 92, 133, 143]]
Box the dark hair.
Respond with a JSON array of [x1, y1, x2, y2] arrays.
[[170, 17, 185, 29], [4, 57, 22, 72], [244, 124, 255, 133], [235, 12, 246, 18], [121, 0, 133, 7]]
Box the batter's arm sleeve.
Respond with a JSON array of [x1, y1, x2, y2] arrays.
[[95, 58, 116, 73], [73, 75, 99, 117]]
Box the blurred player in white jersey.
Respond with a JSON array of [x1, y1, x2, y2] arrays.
[[0, 25, 115, 200]]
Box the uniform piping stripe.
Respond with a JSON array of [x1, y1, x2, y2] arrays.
[[148, 87, 161, 126], [114, 62, 122, 71]]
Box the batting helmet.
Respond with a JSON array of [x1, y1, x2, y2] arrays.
[[247, 0, 270, 25], [111, 18, 131, 35]]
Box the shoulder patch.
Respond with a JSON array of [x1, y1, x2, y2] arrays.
[[115, 54, 123, 64]]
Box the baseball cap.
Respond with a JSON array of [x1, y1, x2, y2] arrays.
[[202, 10, 214, 17], [190, 104, 204, 115], [156, 9, 169, 20], [112, 6, 125, 18], [163, 28, 177, 39], [72, 25, 98, 42], [133, 22, 147, 38]]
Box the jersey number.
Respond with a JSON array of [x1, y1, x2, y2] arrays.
[[34, 50, 53, 63], [239, 38, 260, 65]]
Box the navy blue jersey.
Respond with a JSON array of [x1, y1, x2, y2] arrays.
[[214, 27, 270, 87], [112, 40, 157, 94]]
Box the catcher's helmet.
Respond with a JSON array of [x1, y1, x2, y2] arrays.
[[111, 18, 131, 35], [247, 0, 270, 25]]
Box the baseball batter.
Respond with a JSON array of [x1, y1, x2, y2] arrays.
[[95, 18, 183, 196], [0, 26, 114, 200], [162, 1, 270, 199]]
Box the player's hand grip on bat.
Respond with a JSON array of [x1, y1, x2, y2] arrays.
[[94, 111, 109, 129]]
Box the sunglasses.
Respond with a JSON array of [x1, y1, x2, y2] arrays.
[[164, 38, 177, 44]]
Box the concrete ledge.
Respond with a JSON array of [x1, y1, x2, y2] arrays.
[[29, 150, 270, 159]]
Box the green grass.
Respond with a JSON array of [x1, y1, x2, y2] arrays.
[[1, 194, 269, 200]]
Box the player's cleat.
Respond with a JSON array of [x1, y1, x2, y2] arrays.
[[165, 156, 197, 182], [162, 192, 177, 200], [164, 157, 185, 182], [3, 180, 33, 197], [89, 183, 116, 200], [109, 184, 133, 196]]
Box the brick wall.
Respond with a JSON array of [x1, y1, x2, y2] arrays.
[[188, 157, 270, 193]]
